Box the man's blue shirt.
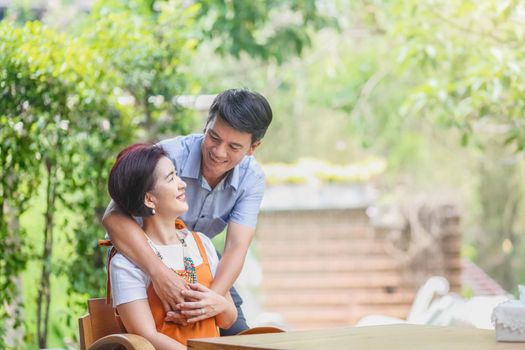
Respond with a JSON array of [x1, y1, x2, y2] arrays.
[[158, 134, 265, 239]]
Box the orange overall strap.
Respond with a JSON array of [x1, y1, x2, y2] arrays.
[[105, 247, 118, 304], [191, 232, 211, 266]]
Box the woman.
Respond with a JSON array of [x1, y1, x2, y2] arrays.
[[106, 143, 236, 350]]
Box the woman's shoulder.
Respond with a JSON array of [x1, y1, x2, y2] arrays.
[[110, 251, 141, 271]]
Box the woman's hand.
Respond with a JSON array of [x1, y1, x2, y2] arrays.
[[176, 283, 229, 323]]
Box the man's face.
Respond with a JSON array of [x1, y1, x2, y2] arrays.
[[201, 116, 260, 182]]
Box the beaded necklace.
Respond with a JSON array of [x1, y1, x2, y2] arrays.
[[144, 230, 197, 284]]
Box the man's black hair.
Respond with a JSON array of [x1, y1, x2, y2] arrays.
[[206, 89, 272, 143]]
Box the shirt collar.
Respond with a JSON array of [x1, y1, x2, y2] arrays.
[[180, 136, 202, 180], [212, 164, 239, 191], [227, 164, 240, 191]]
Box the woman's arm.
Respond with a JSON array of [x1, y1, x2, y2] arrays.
[[117, 299, 186, 350], [103, 200, 189, 313], [177, 283, 237, 329]]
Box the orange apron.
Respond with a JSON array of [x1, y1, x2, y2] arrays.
[[105, 219, 219, 346]]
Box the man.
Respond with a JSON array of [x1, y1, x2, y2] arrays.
[[102, 88, 272, 335]]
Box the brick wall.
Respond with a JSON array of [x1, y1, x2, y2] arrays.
[[254, 206, 462, 330]]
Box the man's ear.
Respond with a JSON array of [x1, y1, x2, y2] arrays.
[[144, 192, 156, 211], [247, 140, 261, 156]]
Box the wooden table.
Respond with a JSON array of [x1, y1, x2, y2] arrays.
[[188, 324, 525, 350]]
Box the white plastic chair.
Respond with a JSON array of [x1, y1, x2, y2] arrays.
[[356, 276, 451, 327]]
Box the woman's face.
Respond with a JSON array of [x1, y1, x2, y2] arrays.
[[149, 156, 188, 217]]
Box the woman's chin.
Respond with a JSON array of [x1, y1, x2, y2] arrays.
[[175, 204, 189, 216]]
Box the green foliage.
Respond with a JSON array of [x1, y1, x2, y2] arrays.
[[390, 0, 525, 151], [385, 0, 525, 289], [84, 2, 200, 139], [196, 0, 337, 64], [0, 19, 131, 348]]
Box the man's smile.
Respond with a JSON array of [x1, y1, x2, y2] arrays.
[[209, 152, 227, 164]]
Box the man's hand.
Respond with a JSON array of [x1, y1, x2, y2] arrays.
[[176, 283, 229, 324], [150, 264, 191, 324]]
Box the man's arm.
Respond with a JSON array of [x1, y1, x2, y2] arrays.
[[171, 222, 252, 322], [211, 221, 254, 295], [211, 171, 264, 295], [102, 201, 189, 312]]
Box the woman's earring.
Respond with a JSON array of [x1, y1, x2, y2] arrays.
[[151, 208, 156, 215]]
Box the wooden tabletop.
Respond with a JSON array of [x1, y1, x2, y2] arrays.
[[187, 324, 525, 350]]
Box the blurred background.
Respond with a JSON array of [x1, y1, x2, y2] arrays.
[[1, 0, 525, 349]]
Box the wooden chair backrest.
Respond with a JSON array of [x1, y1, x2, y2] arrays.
[[79, 298, 126, 350]]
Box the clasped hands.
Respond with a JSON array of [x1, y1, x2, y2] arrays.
[[169, 283, 228, 325], [152, 273, 227, 326]]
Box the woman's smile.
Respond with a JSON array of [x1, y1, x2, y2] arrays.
[[176, 192, 186, 201]]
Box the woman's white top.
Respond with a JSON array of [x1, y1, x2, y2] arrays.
[[109, 229, 219, 307]]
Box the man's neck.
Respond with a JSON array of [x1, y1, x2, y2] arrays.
[[202, 172, 223, 190]]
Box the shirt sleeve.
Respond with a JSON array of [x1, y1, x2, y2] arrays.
[[229, 172, 265, 228], [103, 201, 143, 240], [197, 232, 220, 277], [157, 136, 184, 169], [109, 253, 149, 307]]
